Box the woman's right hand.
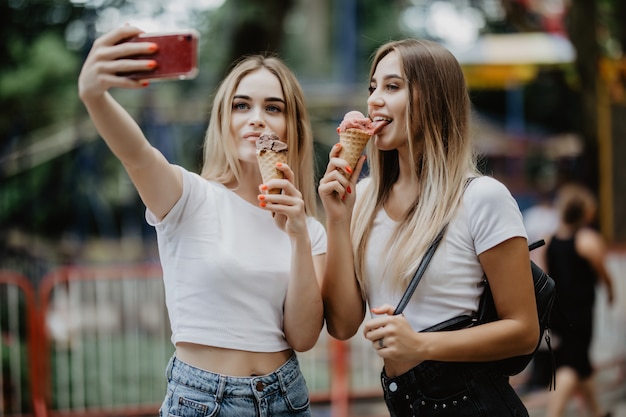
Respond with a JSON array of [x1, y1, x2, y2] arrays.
[[317, 143, 364, 222], [76, 25, 183, 221], [78, 25, 157, 102]]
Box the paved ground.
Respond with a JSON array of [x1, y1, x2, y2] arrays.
[[522, 357, 626, 417]]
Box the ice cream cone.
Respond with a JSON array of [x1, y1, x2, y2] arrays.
[[257, 149, 287, 194], [256, 130, 288, 194], [339, 128, 371, 178]]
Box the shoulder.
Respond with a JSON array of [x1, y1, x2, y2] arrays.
[[463, 176, 527, 253], [173, 166, 228, 213], [465, 176, 513, 202], [148, 167, 219, 229], [576, 227, 606, 260], [464, 176, 520, 216], [179, 167, 227, 195]]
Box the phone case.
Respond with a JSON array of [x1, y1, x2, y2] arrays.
[[124, 30, 199, 81]]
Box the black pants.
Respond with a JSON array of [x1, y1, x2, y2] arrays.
[[381, 361, 528, 417]]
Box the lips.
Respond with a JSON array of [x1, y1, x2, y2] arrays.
[[243, 131, 263, 144]]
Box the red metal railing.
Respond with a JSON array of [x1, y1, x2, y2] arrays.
[[1, 248, 624, 417], [0, 270, 43, 417], [37, 264, 168, 417]]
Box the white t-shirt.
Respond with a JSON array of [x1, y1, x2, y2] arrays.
[[363, 176, 527, 331], [146, 166, 327, 351]]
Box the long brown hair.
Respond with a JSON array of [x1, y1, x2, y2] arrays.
[[353, 39, 479, 292]]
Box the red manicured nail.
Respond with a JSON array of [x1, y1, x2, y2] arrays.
[[259, 201, 267, 208], [276, 162, 283, 167], [345, 165, 353, 174], [347, 186, 352, 194], [261, 184, 268, 190], [148, 43, 158, 52], [258, 195, 266, 201]]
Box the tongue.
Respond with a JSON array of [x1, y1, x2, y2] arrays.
[[371, 119, 389, 135]]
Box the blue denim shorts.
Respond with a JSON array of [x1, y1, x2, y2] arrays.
[[159, 353, 311, 417], [381, 361, 528, 417]]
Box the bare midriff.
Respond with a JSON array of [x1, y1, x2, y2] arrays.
[[176, 342, 294, 376]]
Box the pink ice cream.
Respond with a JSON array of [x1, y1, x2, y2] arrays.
[[335, 111, 379, 179], [336, 111, 377, 135]]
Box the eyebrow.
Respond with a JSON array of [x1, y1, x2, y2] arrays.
[[233, 94, 286, 104], [370, 74, 404, 83]]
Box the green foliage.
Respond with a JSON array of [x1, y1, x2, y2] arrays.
[[1, 33, 78, 97], [0, 31, 80, 141], [0, 0, 87, 141]]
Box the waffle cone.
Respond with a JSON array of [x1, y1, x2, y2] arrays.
[[257, 150, 288, 194], [339, 128, 371, 178]]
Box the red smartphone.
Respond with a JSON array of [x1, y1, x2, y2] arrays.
[[123, 30, 199, 81]]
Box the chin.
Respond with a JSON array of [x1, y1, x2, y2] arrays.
[[374, 138, 394, 151], [238, 147, 258, 163]]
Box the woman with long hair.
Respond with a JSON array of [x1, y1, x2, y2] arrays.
[[546, 183, 614, 417], [78, 25, 326, 416], [319, 38, 538, 416]]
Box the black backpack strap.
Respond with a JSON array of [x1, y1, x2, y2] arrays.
[[394, 225, 448, 315]]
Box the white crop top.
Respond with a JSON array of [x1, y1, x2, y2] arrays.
[[363, 176, 528, 331], [146, 166, 327, 352]]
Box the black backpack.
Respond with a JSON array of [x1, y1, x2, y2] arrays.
[[396, 236, 556, 382]]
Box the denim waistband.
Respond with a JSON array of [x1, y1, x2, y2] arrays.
[[167, 353, 302, 399]]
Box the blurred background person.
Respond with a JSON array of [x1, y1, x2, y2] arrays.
[[545, 183, 615, 417]]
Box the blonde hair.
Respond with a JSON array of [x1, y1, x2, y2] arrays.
[[353, 39, 480, 293], [200, 55, 317, 216]]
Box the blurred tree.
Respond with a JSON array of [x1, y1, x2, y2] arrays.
[[0, 1, 87, 147], [0, 0, 303, 242], [2, 0, 625, 245], [231, 0, 294, 59], [495, 0, 626, 240], [549, 0, 626, 207], [564, 0, 601, 188], [613, 0, 626, 48], [479, 0, 624, 191]]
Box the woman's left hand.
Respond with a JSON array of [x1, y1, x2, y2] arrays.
[[258, 162, 307, 236], [364, 304, 424, 362]]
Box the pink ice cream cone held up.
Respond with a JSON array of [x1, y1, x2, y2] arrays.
[[256, 131, 288, 194], [336, 111, 386, 178]]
